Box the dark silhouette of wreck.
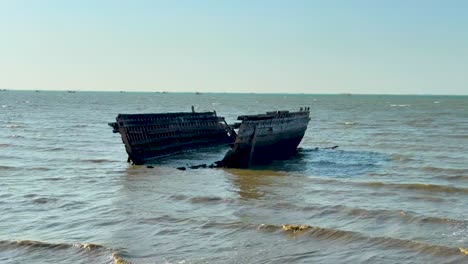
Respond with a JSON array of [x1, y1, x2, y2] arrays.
[[109, 107, 310, 167], [109, 107, 235, 165], [219, 108, 310, 168]]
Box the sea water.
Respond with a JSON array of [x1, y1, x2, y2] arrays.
[[0, 91, 467, 263]]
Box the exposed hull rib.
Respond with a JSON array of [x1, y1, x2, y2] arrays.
[[109, 110, 234, 165]]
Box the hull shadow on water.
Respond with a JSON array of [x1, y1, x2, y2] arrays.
[[138, 146, 389, 201], [249, 147, 389, 178], [140, 145, 388, 179]]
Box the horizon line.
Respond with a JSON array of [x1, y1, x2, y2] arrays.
[[2, 88, 468, 96]]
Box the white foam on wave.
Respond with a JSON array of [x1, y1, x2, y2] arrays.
[[5, 124, 25, 128], [390, 104, 411, 107]]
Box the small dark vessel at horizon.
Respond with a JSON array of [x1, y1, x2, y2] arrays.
[[219, 108, 311, 168], [109, 107, 235, 165]]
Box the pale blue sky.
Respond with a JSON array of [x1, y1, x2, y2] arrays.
[[1, 0, 467, 94]]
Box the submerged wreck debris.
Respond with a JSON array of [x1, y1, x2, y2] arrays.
[[189, 164, 207, 169], [218, 108, 311, 168], [281, 224, 312, 233], [175, 164, 212, 170], [324, 145, 339, 149], [109, 107, 235, 165]]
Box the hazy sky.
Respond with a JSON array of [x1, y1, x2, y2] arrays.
[[1, 0, 467, 94]]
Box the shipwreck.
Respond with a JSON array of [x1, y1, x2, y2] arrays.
[[219, 108, 311, 168], [108, 107, 235, 165], [109, 107, 310, 167]]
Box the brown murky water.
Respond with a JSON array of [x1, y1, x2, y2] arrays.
[[1, 91, 467, 263]]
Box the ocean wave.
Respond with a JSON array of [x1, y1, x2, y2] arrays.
[[0, 165, 16, 171], [0, 143, 12, 148], [344, 122, 356, 125], [296, 147, 320, 153], [405, 119, 434, 127], [168, 194, 190, 201], [449, 134, 468, 139], [312, 160, 340, 166], [1, 166, 52, 172], [0, 240, 70, 249], [8, 135, 25, 138], [288, 203, 466, 226], [0, 239, 131, 264], [421, 166, 468, 175], [57, 200, 89, 210], [190, 196, 232, 204], [391, 154, 416, 162], [4, 124, 25, 129], [257, 224, 467, 257], [32, 167, 52, 171], [408, 195, 445, 203], [439, 175, 468, 181], [31, 197, 59, 204], [41, 177, 65, 181], [168, 194, 236, 205], [360, 181, 468, 194], [343, 206, 466, 225], [407, 213, 467, 225], [43, 147, 66, 152], [371, 132, 399, 137], [200, 221, 248, 230], [389, 104, 411, 107], [81, 159, 120, 164], [138, 215, 192, 225]]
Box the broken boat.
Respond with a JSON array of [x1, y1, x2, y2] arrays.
[[109, 107, 235, 165], [219, 108, 311, 168], [109, 107, 311, 167]]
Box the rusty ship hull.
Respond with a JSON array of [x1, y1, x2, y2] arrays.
[[220, 108, 310, 168], [109, 110, 234, 165]]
